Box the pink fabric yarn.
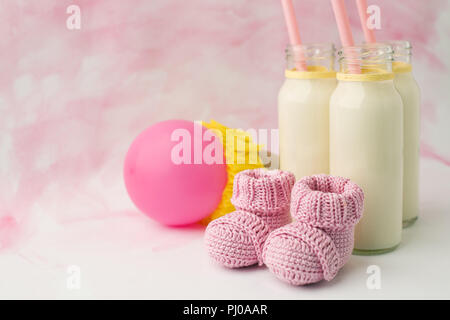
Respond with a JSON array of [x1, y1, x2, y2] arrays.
[[231, 169, 295, 230], [263, 174, 364, 285], [290, 175, 364, 230], [205, 169, 295, 268]]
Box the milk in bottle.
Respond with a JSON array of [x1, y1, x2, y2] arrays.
[[389, 40, 421, 228], [278, 43, 337, 179], [329, 44, 404, 254]]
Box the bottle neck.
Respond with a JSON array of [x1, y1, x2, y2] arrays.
[[389, 40, 412, 64], [286, 43, 335, 71], [338, 44, 393, 74], [337, 44, 395, 82], [388, 40, 413, 73]]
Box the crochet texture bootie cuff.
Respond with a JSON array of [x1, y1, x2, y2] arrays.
[[290, 174, 364, 231], [231, 169, 295, 220]]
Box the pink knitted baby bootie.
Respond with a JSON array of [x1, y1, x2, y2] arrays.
[[205, 169, 296, 268], [262, 174, 364, 285]]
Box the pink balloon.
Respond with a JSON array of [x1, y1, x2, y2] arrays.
[[124, 120, 227, 226]]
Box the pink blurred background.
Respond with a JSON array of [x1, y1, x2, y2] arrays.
[[1, 0, 449, 250]]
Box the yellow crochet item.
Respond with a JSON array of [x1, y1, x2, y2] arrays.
[[200, 120, 264, 225]]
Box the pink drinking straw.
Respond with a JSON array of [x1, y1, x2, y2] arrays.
[[280, 0, 307, 71], [356, 0, 376, 43], [330, 0, 361, 73]]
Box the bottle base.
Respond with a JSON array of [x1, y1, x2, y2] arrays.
[[352, 244, 399, 256], [402, 216, 418, 228]]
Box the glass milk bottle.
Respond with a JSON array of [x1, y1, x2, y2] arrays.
[[389, 41, 421, 228], [278, 43, 337, 179], [329, 44, 404, 255]]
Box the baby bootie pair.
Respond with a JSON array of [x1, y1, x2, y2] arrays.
[[204, 169, 364, 285]]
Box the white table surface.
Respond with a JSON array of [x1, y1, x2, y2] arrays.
[[1, 157, 449, 300]]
